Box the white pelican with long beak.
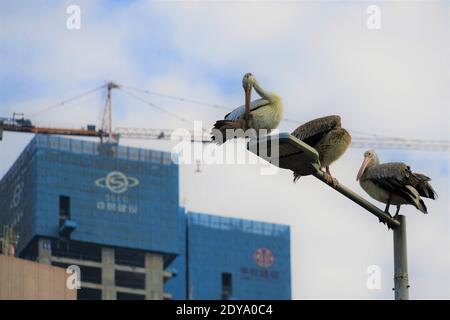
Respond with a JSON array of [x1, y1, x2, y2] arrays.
[[291, 115, 351, 185], [357, 149, 437, 218], [212, 73, 283, 144]]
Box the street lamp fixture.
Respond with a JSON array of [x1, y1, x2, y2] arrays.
[[247, 133, 409, 300]]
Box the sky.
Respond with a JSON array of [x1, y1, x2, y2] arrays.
[[0, 0, 449, 299]]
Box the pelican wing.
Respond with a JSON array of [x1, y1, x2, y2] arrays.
[[224, 98, 270, 121], [363, 162, 423, 201], [364, 163, 437, 198], [364, 162, 410, 183], [291, 115, 341, 147], [411, 173, 437, 199]]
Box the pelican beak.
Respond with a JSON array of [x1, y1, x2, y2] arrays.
[[357, 156, 370, 181]]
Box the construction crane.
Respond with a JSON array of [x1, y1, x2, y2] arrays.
[[0, 83, 124, 142], [100, 82, 120, 143], [0, 119, 103, 138], [0, 84, 114, 140], [0, 82, 449, 152]]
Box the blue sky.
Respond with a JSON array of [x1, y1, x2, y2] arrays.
[[0, 1, 449, 299]]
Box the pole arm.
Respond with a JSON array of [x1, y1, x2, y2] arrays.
[[312, 168, 400, 229], [247, 132, 408, 299], [246, 133, 400, 229]]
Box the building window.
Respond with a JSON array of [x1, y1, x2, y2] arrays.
[[51, 239, 102, 262], [117, 292, 145, 300], [59, 195, 71, 220], [77, 288, 102, 300], [115, 247, 145, 267], [115, 270, 145, 290], [221, 272, 232, 300]]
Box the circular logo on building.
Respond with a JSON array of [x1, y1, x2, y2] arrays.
[[253, 247, 274, 268], [95, 171, 139, 194]]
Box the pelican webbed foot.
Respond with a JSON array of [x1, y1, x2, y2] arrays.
[[323, 172, 339, 187], [323, 166, 339, 187], [378, 218, 393, 231]]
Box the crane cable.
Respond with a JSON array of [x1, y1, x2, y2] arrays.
[[119, 83, 449, 151], [12, 81, 448, 150], [118, 87, 210, 134], [119, 84, 232, 112], [119, 82, 307, 124], [28, 84, 107, 118], [118, 82, 449, 143]]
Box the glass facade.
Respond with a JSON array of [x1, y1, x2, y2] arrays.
[[165, 212, 291, 300], [0, 135, 180, 255], [0, 135, 291, 299]]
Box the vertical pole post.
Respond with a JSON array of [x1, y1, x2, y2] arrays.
[[107, 84, 113, 141], [393, 215, 409, 300]]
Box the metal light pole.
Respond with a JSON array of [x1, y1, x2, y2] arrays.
[[248, 133, 409, 300], [393, 215, 409, 300]]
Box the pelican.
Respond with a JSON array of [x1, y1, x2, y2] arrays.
[[357, 150, 437, 218], [212, 73, 283, 144], [291, 115, 351, 185]]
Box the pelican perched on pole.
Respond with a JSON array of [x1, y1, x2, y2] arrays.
[[212, 73, 283, 144], [291, 115, 351, 185], [356, 150, 437, 218]]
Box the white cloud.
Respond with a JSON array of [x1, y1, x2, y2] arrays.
[[149, 1, 449, 139]]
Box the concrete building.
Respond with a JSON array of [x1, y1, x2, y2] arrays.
[[0, 135, 291, 300], [0, 255, 76, 300]]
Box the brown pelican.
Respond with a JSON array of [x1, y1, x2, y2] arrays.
[[212, 73, 283, 144], [291, 115, 351, 185], [357, 150, 437, 218]]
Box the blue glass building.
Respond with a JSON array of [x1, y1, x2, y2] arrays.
[[0, 135, 291, 300], [166, 211, 291, 300]]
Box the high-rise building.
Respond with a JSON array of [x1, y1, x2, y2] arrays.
[[0, 135, 291, 299], [166, 211, 291, 300]]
